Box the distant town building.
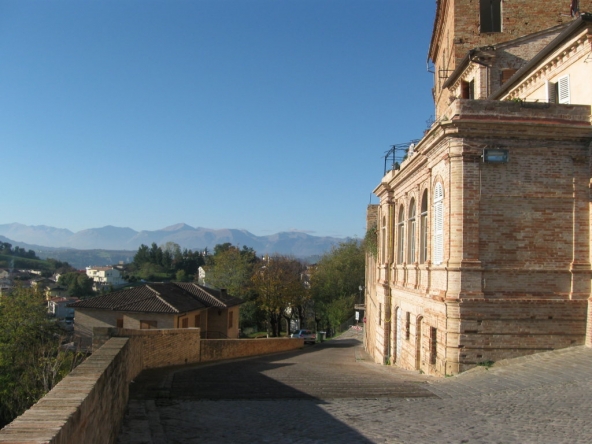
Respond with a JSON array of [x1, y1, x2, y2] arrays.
[[85, 266, 126, 292]]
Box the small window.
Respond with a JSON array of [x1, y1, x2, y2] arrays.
[[379, 303, 382, 326], [194, 313, 201, 328], [460, 80, 475, 99], [558, 75, 570, 104], [500, 69, 517, 85], [480, 0, 501, 33], [405, 312, 411, 340], [181, 318, 189, 328], [546, 80, 557, 103], [546, 76, 570, 104], [116, 318, 123, 328], [430, 327, 437, 365]]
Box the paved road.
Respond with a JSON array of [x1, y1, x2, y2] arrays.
[[117, 329, 592, 443]]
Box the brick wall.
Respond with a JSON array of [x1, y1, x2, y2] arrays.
[[200, 338, 304, 362], [0, 329, 304, 443], [369, 99, 592, 376], [93, 327, 202, 368], [431, 0, 592, 117], [0, 337, 142, 444]]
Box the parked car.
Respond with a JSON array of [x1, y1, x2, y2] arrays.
[[291, 329, 316, 344]]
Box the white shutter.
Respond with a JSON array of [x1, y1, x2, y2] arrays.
[[558, 75, 570, 104], [433, 183, 444, 265], [546, 80, 557, 104]]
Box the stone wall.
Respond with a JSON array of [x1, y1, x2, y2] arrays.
[[0, 329, 304, 443]]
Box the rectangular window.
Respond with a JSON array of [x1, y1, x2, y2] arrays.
[[116, 318, 123, 328], [430, 327, 437, 365], [408, 218, 416, 263], [480, 0, 501, 33], [181, 317, 189, 328], [558, 75, 570, 104], [420, 212, 428, 263], [379, 303, 382, 326], [397, 222, 405, 263], [433, 201, 443, 265], [228, 311, 234, 329], [405, 312, 411, 340], [194, 313, 201, 328], [460, 80, 474, 99], [546, 80, 557, 103]]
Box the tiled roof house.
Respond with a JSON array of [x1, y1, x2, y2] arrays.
[[69, 282, 242, 347]]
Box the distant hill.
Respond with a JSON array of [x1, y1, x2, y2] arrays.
[[0, 223, 348, 267]]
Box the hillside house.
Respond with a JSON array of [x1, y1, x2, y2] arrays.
[[85, 266, 126, 291], [68, 282, 242, 348], [48, 297, 78, 319]]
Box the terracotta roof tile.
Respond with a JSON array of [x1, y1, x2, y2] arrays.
[[68, 282, 242, 314]]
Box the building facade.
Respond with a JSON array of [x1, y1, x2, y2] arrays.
[[365, 1, 592, 376], [85, 266, 126, 291]]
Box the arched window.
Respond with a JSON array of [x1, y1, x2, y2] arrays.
[[397, 205, 405, 263], [420, 190, 428, 264], [433, 183, 444, 265], [381, 215, 387, 263], [407, 199, 416, 263]]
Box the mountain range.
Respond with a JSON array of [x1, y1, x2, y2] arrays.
[[0, 223, 347, 259]]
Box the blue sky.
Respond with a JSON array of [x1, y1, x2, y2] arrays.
[[0, 0, 435, 239]]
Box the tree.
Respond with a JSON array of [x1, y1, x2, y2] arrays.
[[0, 286, 84, 427], [58, 272, 94, 297], [204, 245, 254, 298], [251, 255, 305, 337], [133, 244, 150, 267], [175, 269, 189, 282], [309, 240, 365, 336]]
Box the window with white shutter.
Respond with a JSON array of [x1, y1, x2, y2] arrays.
[[558, 75, 570, 104], [433, 183, 444, 265], [420, 190, 428, 264], [546, 80, 557, 104]]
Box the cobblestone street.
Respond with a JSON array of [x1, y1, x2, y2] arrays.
[[118, 329, 592, 444]]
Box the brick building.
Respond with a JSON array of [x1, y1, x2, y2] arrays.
[[364, 1, 592, 376]]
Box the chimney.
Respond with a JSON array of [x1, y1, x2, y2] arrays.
[[220, 288, 227, 297]]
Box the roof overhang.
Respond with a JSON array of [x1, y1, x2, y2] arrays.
[[490, 14, 592, 100]]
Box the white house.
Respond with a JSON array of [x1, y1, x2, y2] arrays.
[[85, 266, 126, 291]]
